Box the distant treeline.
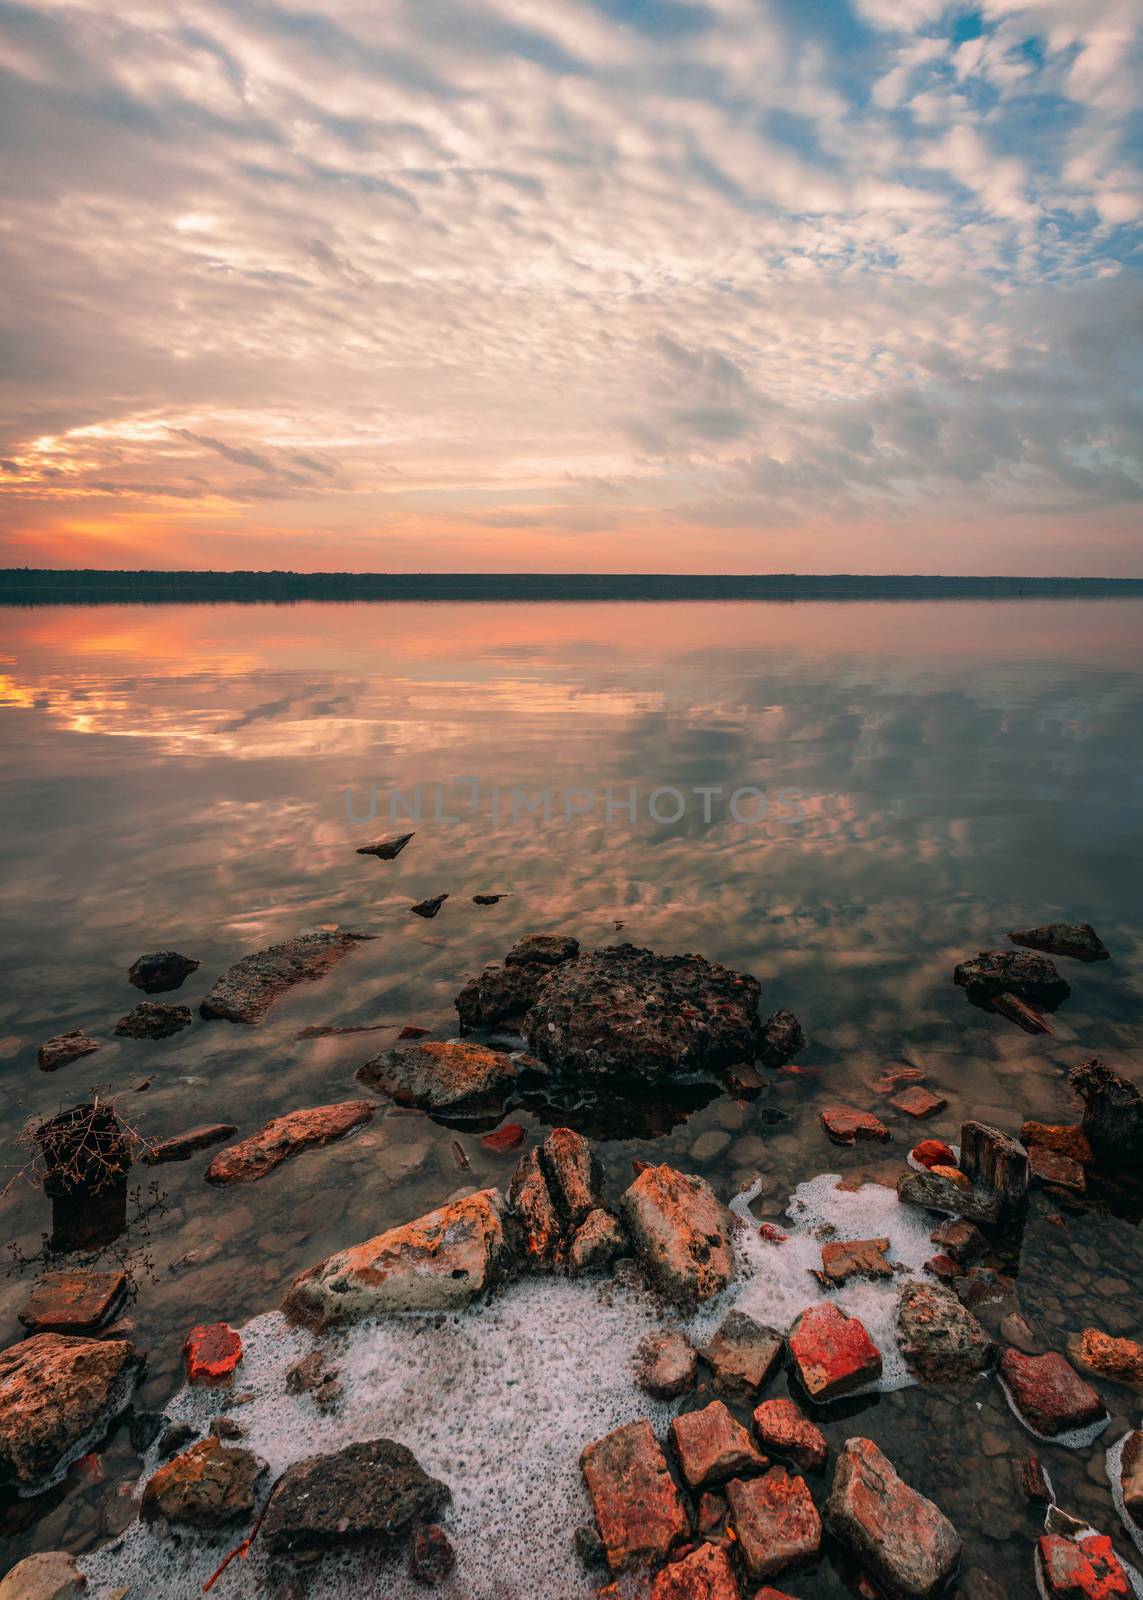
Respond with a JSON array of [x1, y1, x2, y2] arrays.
[[1, 569, 1142, 606]]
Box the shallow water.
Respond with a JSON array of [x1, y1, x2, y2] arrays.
[[1, 598, 1141, 1594]]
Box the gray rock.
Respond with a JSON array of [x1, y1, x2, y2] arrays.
[[142, 1124, 237, 1164], [897, 1168, 1000, 1224], [262, 1439, 450, 1557], [897, 1282, 995, 1382], [200, 931, 369, 1024]]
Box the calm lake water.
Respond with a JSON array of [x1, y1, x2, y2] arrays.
[[1, 598, 1141, 1594]]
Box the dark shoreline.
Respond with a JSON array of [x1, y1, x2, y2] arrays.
[[2, 570, 1143, 606]]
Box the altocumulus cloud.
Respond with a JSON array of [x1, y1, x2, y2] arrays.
[[0, 0, 1140, 571]]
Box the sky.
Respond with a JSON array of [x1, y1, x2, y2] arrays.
[[0, 0, 1141, 575]]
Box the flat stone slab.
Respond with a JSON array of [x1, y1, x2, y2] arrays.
[[726, 1466, 822, 1582], [819, 1238, 893, 1285], [699, 1311, 784, 1398], [356, 1039, 526, 1115], [18, 1271, 128, 1335], [1066, 1329, 1143, 1393], [206, 1101, 374, 1185], [580, 1418, 690, 1573], [142, 1124, 237, 1164], [262, 1438, 450, 1557], [141, 1436, 267, 1527], [999, 1350, 1107, 1437], [821, 1106, 890, 1145], [634, 1331, 697, 1400], [620, 1164, 733, 1307], [1029, 1146, 1086, 1193], [669, 1400, 767, 1490], [789, 1302, 882, 1401], [284, 1188, 511, 1328], [0, 1333, 144, 1494], [897, 1282, 995, 1383], [1037, 1533, 1132, 1599], [1009, 923, 1109, 963], [752, 1399, 828, 1472], [891, 1086, 947, 1119], [826, 1436, 961, 1599], [649, 1543, 739, 1600], [37, 1031, 98, 1073], [897, 1167, 1000, 1225], [200, 930, 368, 1024]]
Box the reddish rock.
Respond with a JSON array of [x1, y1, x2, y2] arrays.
[[752, 1592, 800, 1600], [697, 1490, 727, 1534], [635, 1331, 698, 1401], [818, 1238, 893, 1285], [142, 1124, 237, 1164], [539, 1127, 602, 1227], [508, 1147, 564, 1268], [924, 1255, 960, 1283], [184, 1323, 242, 1386], [1036, 1534, 1131, 1599], [650, 1543, 740, 1599], [757, 1224, 787, 1244], [930, 1164, 969, 1190], [957, 1266, 1017, 1309], [398, 1024, 430, 1040], [37, 1030, 99, 1073], [825, 1437, 961, 1600], [357, 1039, 526, 1115], [723, 1062, 766, 1097], [619, 1164, 733, 1308], [999, 1350, 1107, 1437], [892, 1086, 947, 1120], [206, 1101, 374, 1185], [356, 831, 414, 859], [141, 1436, 267, 1527], [200, 930, 368, 1024], [18, 1271, 128, 1335], [1029, 1146, 1086, 1194], [912, 1139, 956, 1169], [1020, 1122, 1093, 1164], [1066, 1330, 1143, 1393], [409, 1522, 456, 1585], [788, 1302, 882, 1401], [929, 1219, 987, 1266], [0, 1333, 145, 1493], [820, 1107, 890, 1146], [481, 1123, 526, 1153], [725, 1468, 822, 1582], [580, 1419, 690, 1573], [670, 1401, 767, 1491], [1014, 1455, 1053, 1505], [752, 1399, 827, 1473], [698, 1313, 784, 1400], [568, 1210, 627, 1275]]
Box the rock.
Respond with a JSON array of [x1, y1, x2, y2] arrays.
[[568, 1210, 627, 1275], [141, 1436, 267, 1527], [508, 1147, 563, 1268], [988, 990, 1055, 1034], [820, 1106, 890, 1145], [697, 1491, 727, 1534], [1009, 923, 1109, 963], [37, 1032, 98, 1073], [481, 1123, 525, 1153], [1029, 1147, 1086, 1194], [356, 1040, 528, 1116], [930, 1165, 969, 1190], [691, 1130, 732, 1163], [206, 1101, 374, 1185], [896, 1282, 994, 1382], [891, 1087, 947, 1120], [142, 1124, 237, 1164], [0, 1333, 144, 1493], [826, 1438, 960, 1600], [410, 894, 448, 918], [897, 1167, 1000, 1225], [788, 1303, 882, 1401], [472, 893, 509, 906], [669, 1401, 767, 1490], [263, 1438, 450, 1557], [725, 1467, 822, 1582], [1065, 1329, 1143, 1393], [157, 1421, 198, 1459], [1019, 1123, 1093, 1164], [1001, 1312, 1045, 1355], [539, 1127, 601, 1226], [999, 1350, 1107, 1437], [649, 1544, 739, 1600], [912, 1139, 956, 1170], [752, 1399, 828, 1472], [758, 1011, 806, 1069], [0, 1552, 85, 1599], [818, 1238, 893, 1286], [959, 1122, 1029, 1211], [201, 931, 368, 1024], [356, 832, 414, 860], [210, 1416, 245, 1440], [18, 1272, 127, 1335], [1036, 1534, 1132, 1599], [634, 1331, 698, 1400], [929, 1219, 987, 1266], [285, 1189, 511, 1328], [184, 1324, 242, 1386], [455, 964, 552, 1028], [953, 949, 1071, 1009], [580, 1419, 690, 1573], [924, 1255, 959, 1283], [505, 934, 580, 967], [522, 944, 762, 1083], [619, 1164, 733, 1308], [285, 1351, 342, 1412], [1122, 1432, 1143, 1522], [956, 1266, 1016, 1310], [112, 1002, 192, 1040], [1014, 1456, 1053, 1505], [409, 1522, 455, 1585], [698, 1312, 783, 1400], [722, 1061, 766, 1097], [128, 950, 201, 993], [1069, 1059, 1143, 1172]]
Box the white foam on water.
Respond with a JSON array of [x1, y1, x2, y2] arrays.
[[997, 1374, 1112, 1450], [1107, 1430, 1143, 1561]]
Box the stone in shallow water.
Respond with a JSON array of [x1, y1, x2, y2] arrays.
[[355, 831, 414, 860], [505, 933, 580, 967], [758, 1010, 806, 1068], [580, 1419, 690, 1574], [896, 1281, 995, 1383], [669, 1400, 767, 1490], [752, 1398, 828, 1473], [698, 1311, 783, 1399], [1036, 1534, 1131, 1599], [634, 1330, 697, 1400], [0, 1333, 144, 1494], [1066, 1329, 1143, 1393], [508, 1147, 563, 1268], [357, 1040, 526, 1115], [953, 949, 1071, 1009], [112, 1001, 192, 1040], [649, 1543, 739, 1600], [1029, 1146, 1086, 1193], [896, 1167, 1000, 1225], [892, 1086, 947, 1120], [200, 930, 369, 1023], [619, 1164, 733, 1308], [36, 1031, 99, 1073], [929, 1218, 987, 1265], [0, 1551, 85, 1599], [18, 1271, 127, 1336], [912, 1138, 956, 1169], [141, 1436, 267, 1528], [818, 1237, 893, 1285], [825, 1436, 961, 1600], [725, 1467, 822, 1582], [539, 1126, 602, 1227], [142, 1123, 237, 1164], [1009, 923, 1109, 963], [410, 893, 448, 918], [1014, 1455, 1053, 1505], [128, 949, 201, 993], [262, 1438, 450, 1558], [788, 1302, 882, 1401], [999, 1350, 1107, 1437], [820, 1106, 890, 1145], [206, 1100, 374, 1185]]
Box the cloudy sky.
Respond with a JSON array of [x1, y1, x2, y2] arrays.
[[0, 0, 1140, 573]]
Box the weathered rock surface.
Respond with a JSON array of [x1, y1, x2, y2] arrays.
[[409, 1522, 455, 1585], [826, 1438, 961, 1600], [1009, 923, 1109, 963], [141, 1436, 267, 1527], [455, 964, 552, 1029], [523, 944, 762, 1083], [262, 1439, 450, 1557], [206, 1101, 374, 1185], [897, 1168, 1000, 1225], [699, 1313, 784, 1399], [580, 1419, 690, 1573], [1020, 1122, 1093, 1163], [357, 1040, 529, 1115], [1029, 1146, 1086, 1193], [0, 1334, 144, 1494], [670, 1400, 767, 1490], [819, 1238, 893, 1286], [1036, 1534, 1131, 1599], [1121, 1432, 1143, 1522], [959, 1121, 1028, 1210], [897, 1282, 994, 1382], [285, 1189, 511, 1328], [508, 1146, 563, 1268], [1066, 1329, 1143, 1393], [999, 1350, 1107, 1437], [649, 1544, 739, 1600], [505, 933, 580, 967], [184, 1323, 242, 1385], [953, 949, 1071, 1009], [758, 1010, 806, 1069], [568, 1209, 627, 1275], [788, 1303, 882, 1401], [128, 949, 201, 992], [37, 1032, 99, 1073], [539, 1126, 600, 1224], [1069, 1058, 1143, 1171], [726, 1467, 822, 1582], [112, 1002, 192, 1040], [619, 1164, 733, 1307], [200, 931, 368, 1024], [752, 1398, 828, 1472], [142, 1124, 237, 1164], [18, 1272, 127, 1336], [506, 1127, 613, 1271], [634, 1331, 698, 1400], [1014, 1455, 1053, 1505], [355, 831, 414, 860], [821, 1106, 890, 1145], [0, 1552, 85, 1600]]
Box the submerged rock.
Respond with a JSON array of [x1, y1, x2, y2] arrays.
[[141, 1436, 267, 1528], [37, 1031, 99, 1073], [356, 1040, 531, 1116], [896, 1282, 995, 1383], [999, 1350, 1107, 1437], [1068, 1058, 1143, 1172], [200, 931, 369, 1024], [953, 949, 1071, 1010], [699, 1311, 784, 1399], [820, 1106, 890, 1146], [18, 1271, 127, 1336], [355, 831, 414, 860], [725, 1467, 822, 1583], [262, 1438, 450, 1558], [634, 1331, 698, 1401], [0, 1552, 85, 1599], [826, 1437, 961, 1600], [284, 1189, 511, 1328], [112, 1001, 192, 1040], [928, 1219, 987, 1266], [580, 1419, 690, 1573], [285, 1350, 342, 1413], [1009, 922, 1109, 963], [128, 950, 201, 993], [1065, 1329, 1143, 1393], [788, 1303, 882, 1401], [522, 944, 762, 1083], [649, 1544, 739, 1600], [1036, 1533, 1132, 1599], [891, 1086, 947, 1120], [669, 1400, 767, 1490], [206, 1101, 374, 1185], [142, 1124, 237, 1164], [758, 1010, 806, 1069], [752, 1398, 828, 1473], [0, 1333, 144, 1494], [619, 1163, 733, 1307]]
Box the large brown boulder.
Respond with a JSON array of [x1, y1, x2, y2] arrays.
[[454, 964, 552, 1030], [825, 1437, 961, 1598], [262, 1438, 449, 1557], [619, 1164, 733, 1307], [0, 1333, 145, 1493], [200, 931, 369, 1024], [953, 949, 1070, 1009]]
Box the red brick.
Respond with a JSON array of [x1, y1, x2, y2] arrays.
[[726, 1468, 821, 1582], [788, 1302, 882, 1401], [752, 1399, 827, 1472], [581, 1420, 690, 1573], [650, 1543, 740, 1600], [670, 1401, 767, 1491], [999, 1350, 1106, 1437]]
